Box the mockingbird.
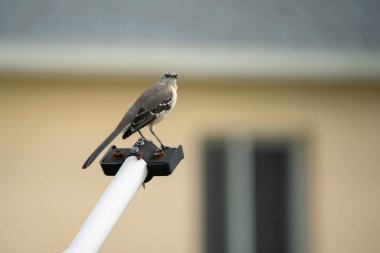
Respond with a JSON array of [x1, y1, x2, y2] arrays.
[[82, 72, 179, 169]]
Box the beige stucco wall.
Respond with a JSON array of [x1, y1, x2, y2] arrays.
[[0, 76, 379, 253]]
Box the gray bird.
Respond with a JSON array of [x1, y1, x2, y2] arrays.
[[82, 72, 179, 169]]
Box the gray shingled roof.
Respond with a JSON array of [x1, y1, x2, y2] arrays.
[[0, 0, 379, 77], [0, 0, 379, 50]]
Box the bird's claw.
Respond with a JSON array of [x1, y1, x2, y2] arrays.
[[161, 145, 169, 150]]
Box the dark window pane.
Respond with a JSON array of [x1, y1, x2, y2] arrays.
[[254, 145, 289, 253], [204, 140, 227, 253]]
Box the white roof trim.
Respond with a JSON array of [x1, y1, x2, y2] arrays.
[[0, 42, 379, 79]]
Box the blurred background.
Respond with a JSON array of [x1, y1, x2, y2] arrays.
[[0, 0, 379, 253]]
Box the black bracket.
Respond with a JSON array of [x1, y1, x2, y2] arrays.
[[100, 139, 184, 184]]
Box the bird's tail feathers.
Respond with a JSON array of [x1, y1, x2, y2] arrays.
[[82, 111, 134, 169], [82, 128, 120, 169]]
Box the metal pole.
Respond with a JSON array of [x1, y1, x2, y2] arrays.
[[63, 156, 148, 253]]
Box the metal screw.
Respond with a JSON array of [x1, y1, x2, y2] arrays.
[[112, 150, 124, 158], [130, 146, 139, 154], [136, 151, 143, 160], [153, 148, 166, 159], [135, 138, 145, 146]]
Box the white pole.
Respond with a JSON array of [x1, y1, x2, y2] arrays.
[[63, 156, 148, 253]]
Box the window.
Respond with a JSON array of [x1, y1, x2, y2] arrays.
[[203, 138, 307, 253]]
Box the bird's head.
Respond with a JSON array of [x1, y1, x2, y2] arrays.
[[160, 72, 178, 89]]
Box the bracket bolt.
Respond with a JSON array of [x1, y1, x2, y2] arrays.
[[130, 146, 139, 154], [112, 150, 124, 158], [153, 148, 166, 159], [135, 138, 145, 146]]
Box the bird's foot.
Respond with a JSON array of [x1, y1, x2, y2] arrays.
[[160, 144, 170, 150], [137, 137, 154, 145]]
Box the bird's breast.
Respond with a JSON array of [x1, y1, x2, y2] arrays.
[[169, 86, 178, 110]]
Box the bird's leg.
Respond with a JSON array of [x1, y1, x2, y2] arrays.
[[137, 130, 153, 143], [137, 130, 146, 139], [149, 127, 168, 149]]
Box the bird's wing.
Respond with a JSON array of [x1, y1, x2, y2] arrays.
[[122, 96, 172, 139]]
